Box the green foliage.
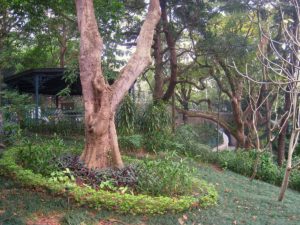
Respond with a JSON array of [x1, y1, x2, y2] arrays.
[[17, 137, 66, 176], [0, 121, 21, 145], [1, 90, 33, 124], [118, 134, 143, 151], [117, 100, 179, 152], [0, 147, 218, 214], [175, 125, 215, 158], [24, 119, 84, 136], [0, 90, 33, 144], [49, 168, 75, 184], [143, 132, 183, 152], [176, 124, 222, 148], [257, 152, 280, 183], [135, 152, 196, 197], [117, 95, 136, 135], [196, 149, 300, 192], [139, 101, 171, 134]]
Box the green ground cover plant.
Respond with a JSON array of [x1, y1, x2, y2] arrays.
[[0, 143, 218, 214]]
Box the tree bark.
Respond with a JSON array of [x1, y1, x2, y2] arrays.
[[153, 24, 164, 100], [277, 89, 291, 166], [76, 0, 161, 169], [278, 129, 299, 201], [160, 0, 177, 101], [152, 0, 178, 102], [59, 23, 67, 68]]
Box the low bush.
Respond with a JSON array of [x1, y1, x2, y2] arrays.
[[118, 134, 143, 151], [197, 149, 300, 192], [57, 154, 138, 190], [17, 137, 67, 176], [24, 119, 85, 136], [135, 153, 195, 196], [116, 95, 136, 135], [57, 152, 200, 198], [0, 147, 218, 214], [138, 101, 171, 134], [143, 132, 183, 152], [175, 125, 216, 158], [176, 124, 222, 148]]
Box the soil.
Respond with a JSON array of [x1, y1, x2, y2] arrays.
[[211, 164, 223, 172], [26, 213, 63, 225]]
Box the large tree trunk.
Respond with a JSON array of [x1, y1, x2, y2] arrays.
[[76, 0, 161, 169], [231, 95, 247, 148]]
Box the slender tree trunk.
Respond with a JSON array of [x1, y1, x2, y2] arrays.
[[58, 24, 67, 68], [182, 101, 189, 124], [278, 130, 299, 201], [171, 93, 175, 132], [153, 24, 164, 100], [59, 43, 67, 68], [277, 86, 291, 166], [76, 0, 161, 169]]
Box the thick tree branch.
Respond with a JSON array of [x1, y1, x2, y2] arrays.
[[191, 99, 212, 110], [176, 108, 236, 138], [111, 0, 161, 111]]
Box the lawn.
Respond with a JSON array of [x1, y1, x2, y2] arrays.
[[0, 162, 300, 225]]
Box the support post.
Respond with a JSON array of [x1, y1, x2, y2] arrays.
[[34, 75, 39, 121], [55, 95, 59, 109], [172, 93, 175, 133]]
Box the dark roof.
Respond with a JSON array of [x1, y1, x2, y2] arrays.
[[3, 68, 82, 95]]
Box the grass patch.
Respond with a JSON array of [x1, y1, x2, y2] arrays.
[[1, 162, 300, 224]]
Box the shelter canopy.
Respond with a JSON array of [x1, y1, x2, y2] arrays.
[[3, 68, 82, 95]]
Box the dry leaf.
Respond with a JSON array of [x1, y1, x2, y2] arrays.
[[178, 218, 185, 225], [183, 214, 188, 221]]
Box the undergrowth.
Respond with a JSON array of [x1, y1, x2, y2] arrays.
[[0, 146, 218, 214]]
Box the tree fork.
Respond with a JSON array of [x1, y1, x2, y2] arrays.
[[76, 0, 161, 169]]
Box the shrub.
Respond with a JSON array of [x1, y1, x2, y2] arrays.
[[175, 124, 222, 148], [118, 134, 143, 151], [1, 90, 33, 127], [139, 101, 171, 134], [135, 152, 196, 197], [143, 132, 183, 152], [203, 149, 300, 192], [117, 95, 136, 135], [256, 152, 280, 184], [57, 154, 138, 190], [24, 119, 84, 136], [17, 137, 66, 176], [0, 147, 218, 214], [0, 120, 21, 145], [175, 125, 216, 158]]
